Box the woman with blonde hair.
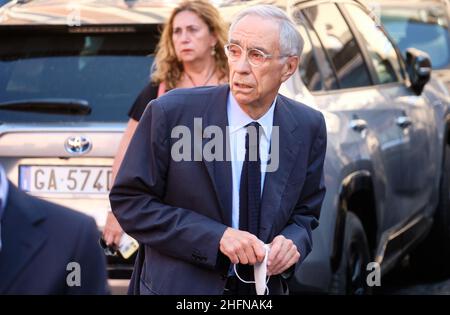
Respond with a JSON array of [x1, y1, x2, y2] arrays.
[[103, 0, 229, 248]]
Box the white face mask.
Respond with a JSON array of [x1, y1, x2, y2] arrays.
[[233, 244, 270, 295]]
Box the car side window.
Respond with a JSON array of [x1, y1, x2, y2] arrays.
[[380, 5, 450, 70], [303, 3, 372, 90], [292, 12, 323, 91], [344, 3, 403, 84], [293, 9, 338, 91]]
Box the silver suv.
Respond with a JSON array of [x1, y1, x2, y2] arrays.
[[1, 0, 449, 294], [281, 0, 450, 293]]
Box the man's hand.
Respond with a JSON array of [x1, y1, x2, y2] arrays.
[[102, 212, 124, 247], [267, 235, 300, 276], [220, 227, 266, 265]]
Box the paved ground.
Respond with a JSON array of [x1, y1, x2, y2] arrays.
[[381, 278, 450, 294], [375, 257, 450, 295], [109, 279, 129, 295]]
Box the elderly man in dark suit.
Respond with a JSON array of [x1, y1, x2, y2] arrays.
[[110, 4, 326, 295], [0, 165, 109, 294]]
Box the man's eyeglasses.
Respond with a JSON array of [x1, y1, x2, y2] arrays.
[[224, 43, 290, 67]]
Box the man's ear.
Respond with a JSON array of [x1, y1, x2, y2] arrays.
[[281, 56, 300, 83]]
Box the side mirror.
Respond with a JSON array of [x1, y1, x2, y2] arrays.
[[405, 47, 432, 95]]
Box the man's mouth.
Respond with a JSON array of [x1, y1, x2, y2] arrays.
[[234, 82, 253, 89]]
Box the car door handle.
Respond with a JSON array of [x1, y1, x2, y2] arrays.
[[396, 116, 413, 129], [350, 118, 368, 132]]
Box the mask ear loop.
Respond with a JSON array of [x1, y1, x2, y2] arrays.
[[233, 264, 271, 295]]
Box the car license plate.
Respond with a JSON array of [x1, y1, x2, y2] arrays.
[[19, 165, 112, 194]]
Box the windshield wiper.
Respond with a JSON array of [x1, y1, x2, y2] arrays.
[[0, 99, 91, 115]]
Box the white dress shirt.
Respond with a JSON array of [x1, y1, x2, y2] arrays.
[[227, 91, 276, 230]]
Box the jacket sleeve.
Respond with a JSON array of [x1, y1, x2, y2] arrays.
[[281, 112, 327, 277], [67, 217, 109, 295], [110, 99, 227, 270]]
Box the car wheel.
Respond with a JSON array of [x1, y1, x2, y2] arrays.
[[329, 212, 372, 295], [410, 143, 450, 278]]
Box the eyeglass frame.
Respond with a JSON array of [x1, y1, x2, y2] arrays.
[[224, 43, 292, 67]]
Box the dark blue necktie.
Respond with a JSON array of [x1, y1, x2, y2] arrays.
[[236, 122, 262, 290], [239, 122, 261, 237]]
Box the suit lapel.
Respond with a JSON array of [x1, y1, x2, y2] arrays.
[[202, 85, 233, 226], [0, 184, 47, 293], [259, 96, 302, 242]]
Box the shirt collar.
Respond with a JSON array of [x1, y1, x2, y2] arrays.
[[227, 91, 276, 141]]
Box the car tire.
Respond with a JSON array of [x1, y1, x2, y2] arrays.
[[329, 212, 372, 295], [410, 143, 450, 278]]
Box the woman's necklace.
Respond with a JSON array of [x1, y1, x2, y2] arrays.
[[185, 66, 215, 87]]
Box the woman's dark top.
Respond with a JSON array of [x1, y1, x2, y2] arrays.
[[127, 82, 159, 121]]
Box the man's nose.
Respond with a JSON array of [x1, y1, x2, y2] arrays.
[[234, 52, 251, 73]]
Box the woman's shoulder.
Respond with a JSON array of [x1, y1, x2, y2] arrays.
[[140, 81, 160, 98], [127, 81, 160, 121]]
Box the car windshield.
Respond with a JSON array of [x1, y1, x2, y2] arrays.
[[0, 29, 156, 123], [380, 6, 450, 69]]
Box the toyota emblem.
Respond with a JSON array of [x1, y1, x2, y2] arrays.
[[65, 136, 92, 155]]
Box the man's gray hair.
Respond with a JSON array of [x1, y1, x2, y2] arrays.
[[229, 4, 304, 58]]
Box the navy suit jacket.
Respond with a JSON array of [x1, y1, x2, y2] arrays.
[[0, 183, 109, 294], [110, 85, 326, 295]]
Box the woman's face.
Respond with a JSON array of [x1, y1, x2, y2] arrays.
[[172, 10, 217, 63]]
